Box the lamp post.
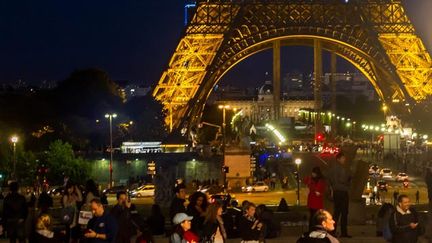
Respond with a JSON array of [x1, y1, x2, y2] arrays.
[[218, 104, 230, 188], [105, 113, 117, 188], [295, 158, 302, 206], [10, 135, 18, 180]]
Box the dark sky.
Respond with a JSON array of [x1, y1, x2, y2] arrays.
[[0, 0, 430, 87]]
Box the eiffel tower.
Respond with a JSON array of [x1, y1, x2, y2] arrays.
[[153, 0, 432, 133]]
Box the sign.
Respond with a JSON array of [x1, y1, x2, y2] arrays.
[[250, 156, 256, 172], [78, 211, 93, 225], [147, 161, 156, 175]]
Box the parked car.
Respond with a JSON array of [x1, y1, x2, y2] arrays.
[[102, 185, 128, 195], [241, 181, 269, 192], [377, 180, 388, 192], [129, 184, 155, 198], [210, 193, 238, 209], [380, 168, 392, 179], [396, 172, 409, 182]]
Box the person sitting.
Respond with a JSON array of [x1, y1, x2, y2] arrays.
[[34, 214, 65, 243]]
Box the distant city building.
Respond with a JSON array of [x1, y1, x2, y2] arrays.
[[323, 72, 376, 102], [114, 80, 151, 101], [212, 80, 314, 123]]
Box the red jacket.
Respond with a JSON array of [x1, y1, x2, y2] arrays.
[[303, 176, 326, 210]]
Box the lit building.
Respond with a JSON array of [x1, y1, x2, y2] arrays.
[[213, 81, 314, 123]]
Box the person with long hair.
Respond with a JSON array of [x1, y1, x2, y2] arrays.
[[84, 179, 100, 207], [34, 214, 64, 243], [304, 166, 326, 230], [62, 182, 82, 243], [201, 202, 227, 243], [170, 213, 198, 243], [187, 192, 208, 233]]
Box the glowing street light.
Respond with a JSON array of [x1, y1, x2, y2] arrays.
[[218, 105, 231, 187], [105, 113, 117, 188], [10, 135, 18, 180], [294, 158, 302, 206]]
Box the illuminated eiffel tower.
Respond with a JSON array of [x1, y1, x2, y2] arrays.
[[153, 0, 432, 133]]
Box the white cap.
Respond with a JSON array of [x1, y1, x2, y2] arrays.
[[172, 213, 193, 225]]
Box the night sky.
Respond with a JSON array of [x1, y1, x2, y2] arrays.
[[0, 1, 430, 87]]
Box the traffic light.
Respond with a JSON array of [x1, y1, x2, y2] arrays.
[[222, 166, 229, 173], [316, 133, 325, 142]]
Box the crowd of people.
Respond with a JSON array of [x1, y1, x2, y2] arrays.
[[2, 180, 156, 243], [0, 151, 425, 243]]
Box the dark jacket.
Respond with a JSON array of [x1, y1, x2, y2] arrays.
[[297, 226, 339, 243], [110, 204, 137, 242], [328, 162, 351, 192], [186, 206, 204, 234], [169, 197, 186, 221], [3, 192, 28, 226], [34, 230, 64, 243], [87, 211, 118, 243], [147, 213, 165, 236], [389, 207, 420, 243], [239, 215, 261, 241]]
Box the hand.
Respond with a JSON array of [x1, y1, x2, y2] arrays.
[[315, 191, 321, 196], [409, 223, 418, 229], [125, 200, 132, 208], [84, 229, 97, 238], [257, 222, 263, 230]]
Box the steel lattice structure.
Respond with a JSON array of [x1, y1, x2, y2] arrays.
[[153, 0, 432, 132]]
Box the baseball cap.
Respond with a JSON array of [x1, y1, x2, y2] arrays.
[[172, 213, 193, 225]]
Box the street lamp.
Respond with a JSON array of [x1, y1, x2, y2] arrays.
[[105, 113, 117, 188], [10, 135, 18, 180], [218, 104, 230, 188], [294, 158, 302, 206]]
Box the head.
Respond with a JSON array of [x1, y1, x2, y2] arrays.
[[189, 192, 208, 210], [245, 202, 256, 218], [311, 167, 323, 179], [116, 191, 128, 205], [313, 210, 335, 232], [173, 213, 193, 232], [174, 185, 186, 200], [85, 179, 99, 196], [35, 214, 51, 231], [205, 202, 223, 223], [336, 152, 346, 165], [398, 194, 411, 212], [90, 198, 105, 217], [9, 182, 19, 193], [65, 182, 75, 195]]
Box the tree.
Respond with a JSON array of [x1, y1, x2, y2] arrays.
[[124, 95, 167, 141], [45, 140, 92, 185]]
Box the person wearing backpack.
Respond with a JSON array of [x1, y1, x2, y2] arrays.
[[389, 194, 422, 243], [297, 210, 339, 243]]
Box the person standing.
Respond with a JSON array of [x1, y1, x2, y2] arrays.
[[415, 190, 420, 204], [3, 182, 28, 243], [328, 152, 352, 238], [62, 182, 82, 243], [147, 204, 165, 236], [186, 192, 208, 234], [170, 185, 187, 221], [389, 194, 421, 243], [304, 167, 326, 230], [239, 203, 262, 243], [296, 209, 339, 243], [110, 191, 136, 243], [84, 199, 118, 243], [201, 202, 227, 243]]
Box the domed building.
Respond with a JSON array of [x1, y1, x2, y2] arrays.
[[214, 80, 314, 123]]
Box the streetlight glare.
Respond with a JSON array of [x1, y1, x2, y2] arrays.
[[295, 158, 302, 165], [11, 136, 18, 143], [112, 113, 117, 118]]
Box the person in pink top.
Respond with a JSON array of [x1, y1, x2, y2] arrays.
[[304, 166, 326, 230]]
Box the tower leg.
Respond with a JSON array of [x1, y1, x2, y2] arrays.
[[273, 40, 281, 121], [314, 40, 323, 142], [330, 52, 337, 137]]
